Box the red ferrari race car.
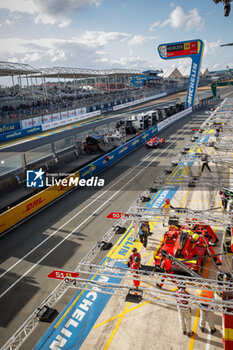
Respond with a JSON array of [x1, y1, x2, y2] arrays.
[[154, 223, 220, 276], [146, 136, 165, 148]]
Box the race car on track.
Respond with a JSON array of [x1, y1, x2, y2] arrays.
[[146, 136, 165, 148], [154, 222, 220, 276]]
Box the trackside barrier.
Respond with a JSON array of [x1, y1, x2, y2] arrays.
[[0, 107, 192, 235], [0, 126, 43, 143], [0, 172, 80, 234], [112, 92, 167, 111], [41, 110, 101, 131], [0, 121, 20, 134], [20, 108, 87, 129], [223, 293, 233, 350], [157, 107, 192, 132]]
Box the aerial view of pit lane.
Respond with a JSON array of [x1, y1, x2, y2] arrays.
[[1, 1, 233, 350]]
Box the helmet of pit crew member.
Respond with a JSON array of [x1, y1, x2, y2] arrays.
[[165, 198, 170, 204], [134, 256, 141, 263], [132, 247, 137, 253], [192, 234, 199, 241]]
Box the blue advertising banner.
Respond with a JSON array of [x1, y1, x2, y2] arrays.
[[0, 125, 42, 143], [129, 75, 150, 87], [158, 39, 204, 109], [0, 121, 21, 134]]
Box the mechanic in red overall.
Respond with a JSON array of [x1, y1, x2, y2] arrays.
[[197, 231, 221, 265], [156, 258, 174, 289], [131, 256, 141, 288], [163, 228, 179, 244], [127, 247, 141, 268], [194, 224, 219, 245]]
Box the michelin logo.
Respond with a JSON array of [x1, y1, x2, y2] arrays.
[[26, 168, 45, 188]]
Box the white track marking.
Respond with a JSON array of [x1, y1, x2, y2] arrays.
[[0, 116, 199, 297]]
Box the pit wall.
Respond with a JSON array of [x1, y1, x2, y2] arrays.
[[0, 93, 167, 143]]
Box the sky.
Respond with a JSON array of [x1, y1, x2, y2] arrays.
[[0, 0, 233, 79]]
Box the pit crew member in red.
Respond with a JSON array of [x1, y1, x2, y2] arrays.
[[127, 247, 141, 268], [156, 258, 174, 289], [131, 256, 141, 288]]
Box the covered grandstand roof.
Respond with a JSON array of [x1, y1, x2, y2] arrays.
[[0, 61, 40, 77], [201, 68, 211, 77], [38, 67, 143, 78], [162, 67, 183, 79], [143, 70, 163, 75]]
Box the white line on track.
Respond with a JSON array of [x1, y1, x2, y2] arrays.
[[0, 116, 200, 298]]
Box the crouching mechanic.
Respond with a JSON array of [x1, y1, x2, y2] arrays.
[[195, 232, 221, 265], [176, 285, 194, 337], [127, 247, 141, 268], [156, 258, 174, 289]]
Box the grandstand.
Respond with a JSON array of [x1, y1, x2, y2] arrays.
[[0, 61, 210, 125], [0, 63, 168, 124]]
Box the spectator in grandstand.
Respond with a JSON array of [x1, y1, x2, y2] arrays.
[[0, 83, 172, 124]]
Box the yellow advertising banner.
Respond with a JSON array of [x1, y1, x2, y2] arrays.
[[0, 171, 79, 234]]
